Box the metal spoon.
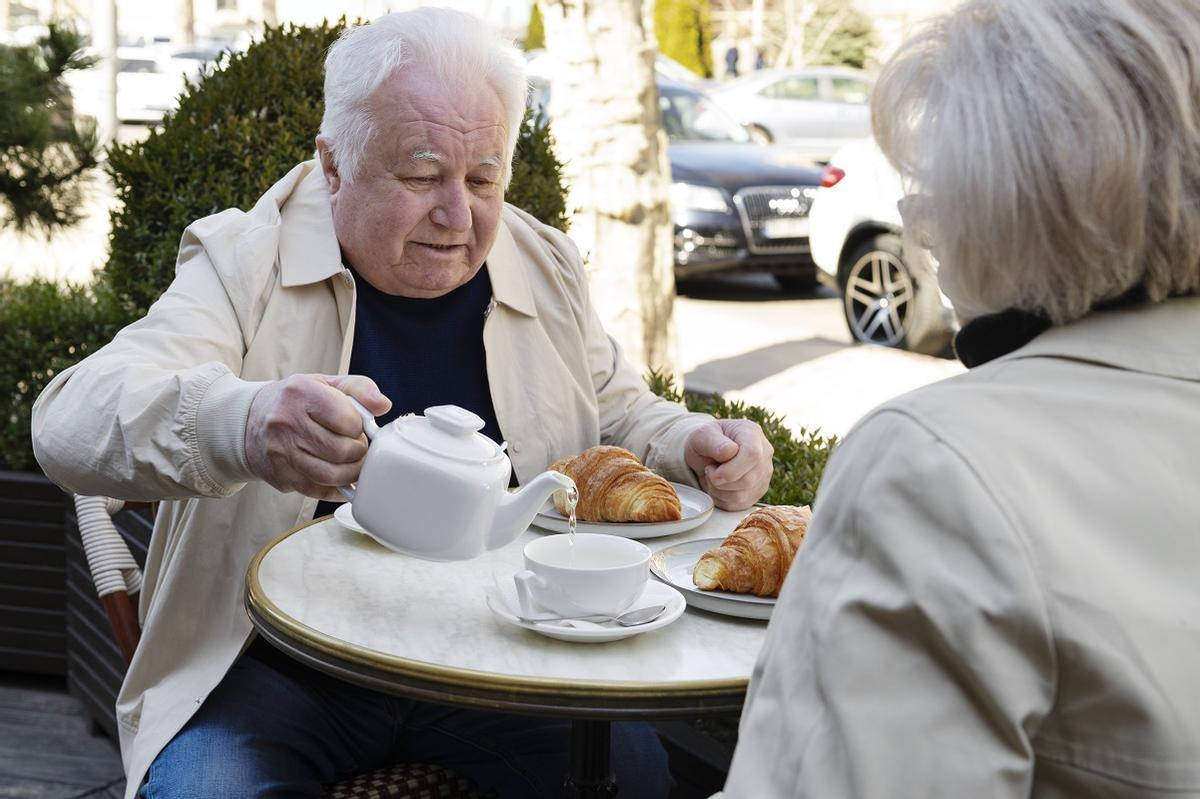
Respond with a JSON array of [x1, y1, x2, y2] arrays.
[[518, 603, 668, 628]]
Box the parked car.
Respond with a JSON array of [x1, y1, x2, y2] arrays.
[[707, 66, 872, 163], [64, 44, 227, 125], [114, 47, 187, 123], [526, 60, 825, 290], [808, 138, 956, 355]]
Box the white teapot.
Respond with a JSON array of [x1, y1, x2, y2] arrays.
[[339, 401, 575, 561]]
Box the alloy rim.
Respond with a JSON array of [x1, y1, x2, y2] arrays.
[[844, 249, 913, 347]]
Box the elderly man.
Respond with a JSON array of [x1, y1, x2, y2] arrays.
[[32, 9, 772, 799]]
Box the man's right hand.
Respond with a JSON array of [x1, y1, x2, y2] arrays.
[[245, 374, 391, 500]]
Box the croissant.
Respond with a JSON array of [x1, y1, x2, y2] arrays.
[[693, 505, 812, 597], [550, 446, 682, 523]]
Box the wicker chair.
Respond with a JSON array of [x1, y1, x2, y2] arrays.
[[71, 495, 483, 799]]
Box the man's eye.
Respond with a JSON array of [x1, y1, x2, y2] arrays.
[[405, 176, 437, 185]]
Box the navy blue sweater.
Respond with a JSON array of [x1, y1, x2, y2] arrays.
[[315, 266, 502, 519]]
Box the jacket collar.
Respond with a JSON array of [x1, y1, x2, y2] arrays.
[[272, 161, 538, 317], [487, 208, 538, 317], [997, 296, 1200, 381], [276, 161, 343, 288]]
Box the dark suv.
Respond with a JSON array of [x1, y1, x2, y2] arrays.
[[529, 76, 825, 290], [660, 80, 825, 289]]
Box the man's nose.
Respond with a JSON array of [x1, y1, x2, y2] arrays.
[[430, 185, 472, 231]]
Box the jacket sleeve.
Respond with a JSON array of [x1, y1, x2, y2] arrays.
[[31, 235, 267, 501], [536, 222, 713, 486], [722, 410, 1056, 798]]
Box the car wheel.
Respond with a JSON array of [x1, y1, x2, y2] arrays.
[[839, 234, 953, 356], [747, 124, 773, 144]]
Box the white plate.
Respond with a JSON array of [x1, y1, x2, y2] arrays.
[[485, 579, 685, 643], [649, 538, 775, 620], [531, 482, 714, 540]]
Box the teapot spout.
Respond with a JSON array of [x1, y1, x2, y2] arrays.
[[490, 470, 576, 550]]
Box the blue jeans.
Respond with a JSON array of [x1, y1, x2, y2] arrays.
[[139, 638, 671, 798]]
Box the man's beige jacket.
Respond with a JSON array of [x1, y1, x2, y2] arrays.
[[721, 298, 1200, 797], [31, 161, 711, 797]]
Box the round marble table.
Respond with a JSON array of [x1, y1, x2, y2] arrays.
[[245, 507, 768, 797]]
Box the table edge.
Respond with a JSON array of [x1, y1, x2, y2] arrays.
[[245, 516, 750, 707]]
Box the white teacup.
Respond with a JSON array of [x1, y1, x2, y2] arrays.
[[513, 534, 651, 618]]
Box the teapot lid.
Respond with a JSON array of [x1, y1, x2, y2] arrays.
[[398, 405, 503, 463]]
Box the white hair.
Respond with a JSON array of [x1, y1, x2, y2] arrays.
[[873, 0, 1200, 325], [319, 8, 528, 187]]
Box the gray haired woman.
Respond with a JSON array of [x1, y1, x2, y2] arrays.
[[719, 0, 1200, 796]]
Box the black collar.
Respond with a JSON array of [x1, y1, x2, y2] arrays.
[[953, 285, 1149, 368], [953, 309, 1051, 368]]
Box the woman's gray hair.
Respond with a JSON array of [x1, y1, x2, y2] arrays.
[[873, 0, 1200, 325], [319, 8, 528, 187]]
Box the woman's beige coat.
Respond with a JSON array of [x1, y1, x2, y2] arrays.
[[31, 161, 712, 797], [721, 298, 1200, 797]]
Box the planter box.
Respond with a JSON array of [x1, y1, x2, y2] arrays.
[[64, 503, 151, 740], [0, 470, 69, 676]]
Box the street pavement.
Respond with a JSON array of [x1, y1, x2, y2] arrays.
[[675, 274, 965, 439]]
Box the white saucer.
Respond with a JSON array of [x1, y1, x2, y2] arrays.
[[485, 579, 685, 643], [333, 503, 403, 553]]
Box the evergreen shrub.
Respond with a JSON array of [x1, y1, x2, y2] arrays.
[[0, 280, 122, 470], [648, 370, 838, 507], [525, 2, 546, 51], [654, 0, 715, 79], [0, 24, 99, 233]]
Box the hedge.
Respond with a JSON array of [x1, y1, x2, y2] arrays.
[[647, 371, 837, 507]]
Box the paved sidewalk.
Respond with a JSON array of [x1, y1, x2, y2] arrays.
[[674, 278, 964, 439]]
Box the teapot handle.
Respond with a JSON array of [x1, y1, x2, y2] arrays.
[[346, 397, 381, 440], [338, 398, 381, 502]]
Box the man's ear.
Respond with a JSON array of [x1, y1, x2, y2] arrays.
[[316, 137, 341, 196]]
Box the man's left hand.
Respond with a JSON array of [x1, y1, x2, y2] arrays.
[[684, 420, 774, 510]]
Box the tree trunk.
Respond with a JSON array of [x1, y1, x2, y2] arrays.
[[539, 0, 677, 375], [177, 0, 194, 46]]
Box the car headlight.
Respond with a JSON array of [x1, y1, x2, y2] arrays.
[[669, 182, 731, 214]]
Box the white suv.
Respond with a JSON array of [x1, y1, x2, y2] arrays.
[[809, 138, 956, 355]]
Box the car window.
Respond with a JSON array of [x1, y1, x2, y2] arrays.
[[761, 77, 818, 100], [828, 77, 869, 104], [659, 91, 750, 143], [118, 59, 159, 74]]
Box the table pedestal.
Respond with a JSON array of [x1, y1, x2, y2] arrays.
[[566, 719, 617, 798]]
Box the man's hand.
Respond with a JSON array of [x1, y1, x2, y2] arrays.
[[245, 374, 391, 500], [685, 420, 774, 510]]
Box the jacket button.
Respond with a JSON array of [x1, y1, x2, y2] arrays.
[[511, 442, 521, 454]]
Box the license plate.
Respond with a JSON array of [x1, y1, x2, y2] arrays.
[[762, 218, 809, 239]]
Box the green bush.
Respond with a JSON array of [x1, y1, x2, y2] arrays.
[[0, 24, 99, 233], [0, 280, 122, 470], [508, 113, 568, 233], [654, 0, 715, 79], [103, 19, 571, 318], [525, 2, 545, 51], [647, 370, 837, 507]]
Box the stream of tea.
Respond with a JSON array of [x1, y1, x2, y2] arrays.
[[563, 484, 579, 565], [564, 484, 579, 544]]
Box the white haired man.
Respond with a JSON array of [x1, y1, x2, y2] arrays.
[[719, 0, 1200, 797], [31, 9, 774, 798]]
